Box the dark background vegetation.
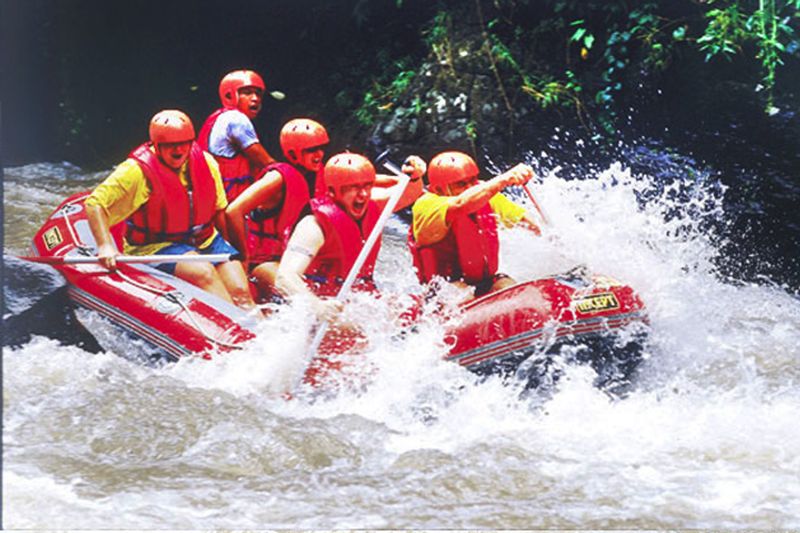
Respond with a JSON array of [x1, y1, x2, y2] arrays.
[[2, 0, 436, 166], [4, 0, 799, 166], [2, 0, 799, 290]]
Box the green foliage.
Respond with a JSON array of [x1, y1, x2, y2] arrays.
[[355, 92, 379, 126], [465, 120, 478, 140], [355, 64, 417, 126], [519, 71, 582, 109], [352, 0, 800, 140], [586, 4, 661, 134], [559, 0, 798, 130], [424, 10, 455, 69], [487, 21, 583, 111], [697, 4, 749, 59], [699, 0, 799, 112], [570, 19, 595, 50], [750, 0, 798, 111]]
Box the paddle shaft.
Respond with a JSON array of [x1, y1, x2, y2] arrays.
[[20, 253, 237, 265], [522, 183, 550, 227], [305, 161, 411, 360]]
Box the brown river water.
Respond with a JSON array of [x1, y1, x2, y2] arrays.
[[3, 161, 799, 528]]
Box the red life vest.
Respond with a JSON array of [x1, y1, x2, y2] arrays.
[[246, 162, 311, 263], [198, 108, 256, 202], [306, 196, 381, 296], [313, 167, 327, 198], [408, 202, 499, 285], [125, 142, 217, 246]]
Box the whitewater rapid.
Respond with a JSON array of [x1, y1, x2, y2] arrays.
[[3, 156, 799, 528]]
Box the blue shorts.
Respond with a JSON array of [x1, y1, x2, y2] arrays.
[[153, 234, 239, 275]]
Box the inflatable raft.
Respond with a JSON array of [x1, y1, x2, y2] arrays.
[[28, 192, 259, 364], [28, 192, 648, 391], [442, 270, 648, 391]]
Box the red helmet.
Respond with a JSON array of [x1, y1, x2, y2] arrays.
[[324, 153, 375, 190], [279, 119, 330, 161], [428, 151, 480, 189], [149, 110, 195, 145], [219, 70, 265, 108]]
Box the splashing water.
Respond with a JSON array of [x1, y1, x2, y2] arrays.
[[3, 158, 799, 528]]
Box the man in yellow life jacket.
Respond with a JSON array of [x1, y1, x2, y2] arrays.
[[84, 109, 257, 311], [274, 152, 424, 322], [198, 69, 278, 203], [409, 151, 541, 299]]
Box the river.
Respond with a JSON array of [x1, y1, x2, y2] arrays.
[[3, 145, 800, 528]]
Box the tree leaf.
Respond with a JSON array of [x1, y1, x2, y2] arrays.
[[571, 28, 587, 42]]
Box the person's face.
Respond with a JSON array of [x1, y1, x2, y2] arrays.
[[295, 145, 326, 172], [156, 141, 192, 170], [332, 182, 373, 220], [236, 86, 263, 119], [443, 174, 479, 196]]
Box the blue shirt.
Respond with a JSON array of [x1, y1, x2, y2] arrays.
[[207, 109, 259, 158]]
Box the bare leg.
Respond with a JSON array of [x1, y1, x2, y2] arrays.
[[174, 257, 234, 304], [448, 279, 477, 304], [215, 260, 257, 311], [490, 273, 517, 293], [250, 261, 279, 296]]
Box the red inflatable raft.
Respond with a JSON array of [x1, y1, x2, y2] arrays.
[[28, 192, 648, 390], [441, 270, 648, 391], [28, 192, 259, 364]]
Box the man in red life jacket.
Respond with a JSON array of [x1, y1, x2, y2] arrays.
[[408, 151, 541, 299], [84, 110, 257, 312], [198, 69, 278, 203], [224, 118, 329, 297], [274, 152, 424, 322], [226, 118, 426, 298]]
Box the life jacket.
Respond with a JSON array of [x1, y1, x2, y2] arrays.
[[125, 142, 217, 246], [408, 202, 499, 285], [198, 108, 255, 202], [246, 162, 311, 263], [305, 195, 381, 297], [313, 166, 327, 198]]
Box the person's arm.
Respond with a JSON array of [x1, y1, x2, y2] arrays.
[[224, 169, 284, 257], [84, 159, 148, 270], [222, 111, 277, 169], [195, 153, 228, 241], [374, 174, 399, 187], [445, 163, 533, 224], [86, 203, 119, 270], [371, 155, 426, 212], [213, 210, 229, 242], [243, 143, 277, 170], [275, 215, 343, 321], [518, 212, 542, 235], [489, 191, 542, 236]]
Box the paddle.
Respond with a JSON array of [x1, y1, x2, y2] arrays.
[[518, 172, 585, 274], [19, 253, 239, 265], [303, 157, 411, 366], [522, 182, 550, 228]]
